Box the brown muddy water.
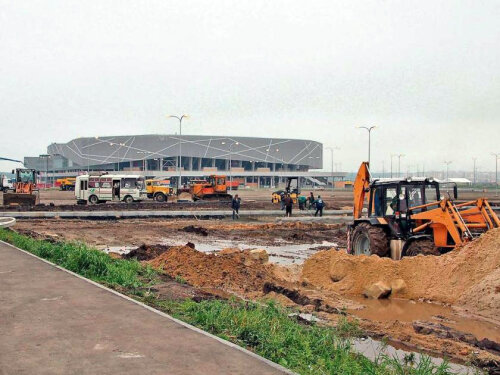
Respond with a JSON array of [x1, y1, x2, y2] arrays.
[[349, 297, 500, 343]]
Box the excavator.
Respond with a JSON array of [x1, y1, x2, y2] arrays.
[[3, 168, 39, 206], [189, 175, 232, 201], [271, 177, 301, 204], [347, 162, 500, 259]]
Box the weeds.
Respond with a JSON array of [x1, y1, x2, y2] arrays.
[[0, 229, 458, 375]]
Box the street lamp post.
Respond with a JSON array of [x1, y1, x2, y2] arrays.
[[397, 154, 405, 178], [168, 115, 189, 188], [326, 146, 340, 192], [493, 153, 500, 196], [444, 161, 452, 181], [40, 154, 50, 189], [472, 157, 477, 185], [356, 126, 377, 166], [222, 141, 239, 192], [390, 154, 397, 178]]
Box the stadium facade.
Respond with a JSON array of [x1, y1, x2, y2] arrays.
[[25, 134, 345, 186]]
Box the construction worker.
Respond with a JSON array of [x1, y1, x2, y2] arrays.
[[298, 195, 307, 210], [308, 192, 315, 209], [314, 195, 325, 217], [283, 193, 293, 217], [231, 194, 241, 220]]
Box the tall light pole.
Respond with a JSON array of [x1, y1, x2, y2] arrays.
[[356, 125, 377, 166], [326, 146, 340, 191], [222, 141, 239, 192], [444, 161, 452, 181], [472, 157, 477, 185], [40, 154, 50, 189], [397, 154, 405, 178], [493, 153, 500, 196], [168, 115, 189, 188], [390, 154, 397, 178]]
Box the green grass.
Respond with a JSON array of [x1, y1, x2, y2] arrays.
[[0, 228, 156, 290], [0, 228, 458, 375]]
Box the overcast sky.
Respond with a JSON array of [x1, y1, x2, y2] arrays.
[[1, 0, 499, 173]]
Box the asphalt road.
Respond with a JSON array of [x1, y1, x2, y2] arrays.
[[0, 241, 289, 375]]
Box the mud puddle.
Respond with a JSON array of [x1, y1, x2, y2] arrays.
[[160, 238, 339, 264], [350, 297, 500, 343], [353, 337, 478, 374]]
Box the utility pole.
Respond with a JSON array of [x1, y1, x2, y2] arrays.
[[444, 161, 452, 182], [381, 160, 385, 178], [326, 146, 340, 191], [493, 153, 500, 196], [168, 115, 189, 188], [356, 125, 377, 166]]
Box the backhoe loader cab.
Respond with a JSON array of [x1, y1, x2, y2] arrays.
[[348, 162, 499, 259], [3, 168, 39, 206], [272, 177, 301, 204]]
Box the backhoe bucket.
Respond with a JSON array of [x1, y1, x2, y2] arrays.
[[3, 193, 38, 206]]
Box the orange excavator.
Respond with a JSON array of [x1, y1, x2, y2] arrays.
[[189, 175, 232, 201], [347, 162, 499, 259], [3, 168, 39, 206]]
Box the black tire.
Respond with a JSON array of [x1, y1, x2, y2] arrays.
[[88, 195, 99, 205], [351, 223, 389, 257], [123, 195, 134, 204], [405, 238, 439, 257], [154, 193, 166, 202]]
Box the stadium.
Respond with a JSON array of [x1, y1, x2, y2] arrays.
[[24, 134, 346, 187]]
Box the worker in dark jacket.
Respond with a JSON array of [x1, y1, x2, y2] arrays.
[[283, 194, 293, 217], [231, 194, 241, 220], [308, 192, 315, 209], [314, 195, 325, 217]]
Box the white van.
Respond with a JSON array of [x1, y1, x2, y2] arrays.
[[75, 174, 146, 204]]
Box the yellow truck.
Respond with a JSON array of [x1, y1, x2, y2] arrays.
[[57, 177, 76, 191], [145, 179, 174, 202]]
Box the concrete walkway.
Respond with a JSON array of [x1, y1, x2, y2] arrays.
[[0, 241, 290, 375]]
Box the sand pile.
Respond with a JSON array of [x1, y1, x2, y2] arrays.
[[148, 246, 276, 294], [302, 228, 500, 320]]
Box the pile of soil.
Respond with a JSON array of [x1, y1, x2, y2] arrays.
[[179, 225, 208, 236], [147, 245, 276, 294], [302, 228, 500, 321], [124, 244, 172, 261]]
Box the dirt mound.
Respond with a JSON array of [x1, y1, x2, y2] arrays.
[[124, 244, 171, 261], [148, 245, 276, 294], [302, 228, 500, 320], [179, 225, 208, 236]]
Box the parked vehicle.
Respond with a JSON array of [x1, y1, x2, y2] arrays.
[[0, 174, 14, 193], [145, 179, 174, 202], [3, 169, 39, 206], [75, 174, 146, 204], [57, 177, 76, 191]]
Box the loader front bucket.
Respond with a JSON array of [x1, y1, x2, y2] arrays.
[[2, 193, 38, 207]]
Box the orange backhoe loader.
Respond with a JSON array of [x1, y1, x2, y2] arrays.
[[189, 175, 232, 201], [347, 162, 499, 259], [3, 168, 39, 206]]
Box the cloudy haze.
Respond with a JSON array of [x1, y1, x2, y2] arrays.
[[1, 0, 499, 173]]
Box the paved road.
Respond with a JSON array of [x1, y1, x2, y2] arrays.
[[0, 241, 289, 375]]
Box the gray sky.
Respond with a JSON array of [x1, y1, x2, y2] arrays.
[[1, 0, 499, 173]]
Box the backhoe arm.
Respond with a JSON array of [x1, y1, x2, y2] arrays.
[[353, 162, 371, 219]]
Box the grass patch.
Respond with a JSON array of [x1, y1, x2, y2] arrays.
[[0, 228, 457, 375], [0, 228, 156, 291]]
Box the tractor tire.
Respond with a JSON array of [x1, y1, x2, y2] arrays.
[[154, 193, 166, 202], [351, 223, 389, 257], [405, 238, 439, 257], [88, 195, 99, 205]]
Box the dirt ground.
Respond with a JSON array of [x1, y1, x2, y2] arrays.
[[9, 216, 500, 372]]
